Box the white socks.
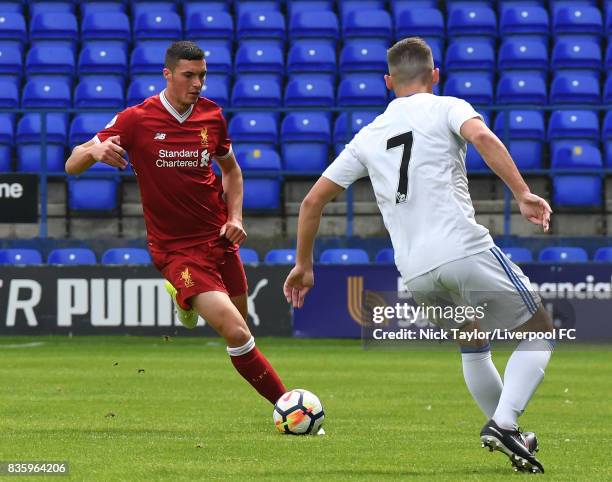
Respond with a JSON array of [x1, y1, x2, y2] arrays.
[[493, 338, 554, 429], [226, 336, 255, 356], [461, 344, 503, 419]]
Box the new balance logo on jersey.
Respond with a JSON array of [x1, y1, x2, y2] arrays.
[[154, 133, 166, 140]]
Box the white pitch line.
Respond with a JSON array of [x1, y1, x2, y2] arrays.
[[0, 342, 46, 349]]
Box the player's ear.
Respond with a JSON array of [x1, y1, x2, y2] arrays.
[[162, 67, 172, 81], [384, 74, 393, 91], [432, 68, 440, 85]]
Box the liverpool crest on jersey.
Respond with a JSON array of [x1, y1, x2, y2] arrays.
[[181, 268, 195, 288], [199, 127, 208, 147]]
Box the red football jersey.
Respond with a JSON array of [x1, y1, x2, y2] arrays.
[[95, 90, 233, 251]]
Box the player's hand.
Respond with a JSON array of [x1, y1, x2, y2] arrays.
[[220, 218, 247, 245], [517, 192, 552, 232], [283, 265, 314, 308], [90, 135, 128, 170]]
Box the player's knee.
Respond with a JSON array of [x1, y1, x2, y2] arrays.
[[523, 305, 554, 334], [223, 324, 252, 347]]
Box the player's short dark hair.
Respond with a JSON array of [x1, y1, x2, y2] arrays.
[[164, 41, 204, 70], [387, 37, 434, 85]]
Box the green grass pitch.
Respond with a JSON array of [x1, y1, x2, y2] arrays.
[[0, 336, 610, 481]]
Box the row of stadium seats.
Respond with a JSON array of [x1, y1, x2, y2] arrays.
[[2, 245, 611, 266], [3, 110, 612, 174], [5, 70, 612, 108], [2, 3, 612, 46], [5, 37, 612, 81]]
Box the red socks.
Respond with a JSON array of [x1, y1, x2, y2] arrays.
[[229, 342, 286, 404]]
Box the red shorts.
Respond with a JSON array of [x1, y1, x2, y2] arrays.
[[150, 239, 248, 310]]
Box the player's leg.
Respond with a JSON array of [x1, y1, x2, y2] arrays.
[[456, 320, 503, 420], [492, 305, 554, 430], [217, 248, 287, 404]]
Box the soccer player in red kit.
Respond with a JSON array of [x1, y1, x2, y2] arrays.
[[65, 41, 286, 405]]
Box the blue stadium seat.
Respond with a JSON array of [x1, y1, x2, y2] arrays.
[[606, 43, 612, 73], [339, 0, 385, 20], [243, 177, 281, 210], [16, 113, 67, 172], [81, 1, 127, 16], [496, 72, 547, 104], [499, 5, 549, 38], [130, 44, 165, 76], [334, 111, 379, 154], [538, 247, 589, 262], [68, 178, 120, 211], [319, 248, 369, 264], [132, 1, 177, 19], [0, 78, 18, 107], [288, 0, 334, 16], [550, 72, 600, 104], [185, 10, 233, 42], [26, 45, 74, 76], [392, 0, 442, 10], [281, 112, 330, 172], [101, 248, 151, 265], [229, 112, 278, 147], [494, 111, 545, 169], [69, 113, 111, 145], [235, 0, 281, 17], [0, 249, 43, 265], [235, 43, 283, 76], [30, 1, 75, 16], [264, 249, 296, 265], [237, 10, 285, 40], [445, 40, 496, 71], [552, 144, 602, 171], [553, 6, 603, 38], [239, 148, 281, 171], [201, 74, 229, 106], [48, 248, 98, 265], [447, 5, 497, 38], [289, 11, 339, 41], [184, 2, 228, 18], [202, 43, 231, 74], [239, 247, 259, 264], [0, 2, 23, 14], [0, 45, 22, 78], [593, 247, 612, 262], [551, 38, 602, 70], [287, 40, 336, 77], [0, 113, 13, 170], [502, 247, 534, 263], [0, 13, 26, 49], [74, 78, 124, 108], [395, 8, 444, 39], [343, 9, 392, 41], [21, 78, 71, 108], [603, 75, 612, 104], [552, 175, 602, 206], [498, 37, 548, 71], [30, 12, 78, 44], [340, 41, 388, 73], [375, 248, 394, 264], [78, 44, 127, 77], [134, 12, 181, 41], [548, 110, 599, 140], [338, 74, 387, 106], [285, 76, 334, 107], [81, 12, 131, 44], [231, 76, 281, 107], [127, 75, 164, 105], [444, 73, 494, 104], [607, 5, 612, 39]]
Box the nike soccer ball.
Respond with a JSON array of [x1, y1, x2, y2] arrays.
[[273, 389, 325, 435]]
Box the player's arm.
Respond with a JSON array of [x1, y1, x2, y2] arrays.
[[284, 177, 345, 308], [216, 151, 247, 245], [460, 118, 551, 232], [65, 136, 128, 174]]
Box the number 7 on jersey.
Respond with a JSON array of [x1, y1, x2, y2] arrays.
[[386, 131, 413, 204]]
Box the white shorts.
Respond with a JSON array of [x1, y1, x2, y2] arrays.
[[404, 246, 541, 332]]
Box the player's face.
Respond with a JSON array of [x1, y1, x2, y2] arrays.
[[164, 59, 207, 106]]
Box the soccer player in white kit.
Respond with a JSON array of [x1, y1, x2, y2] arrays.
[[284, 38, 554, 473]]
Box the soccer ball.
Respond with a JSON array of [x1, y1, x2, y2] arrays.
[[273, 389, 325, 435]]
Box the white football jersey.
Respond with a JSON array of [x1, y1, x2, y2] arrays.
[[322, 93, 495, 281]]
